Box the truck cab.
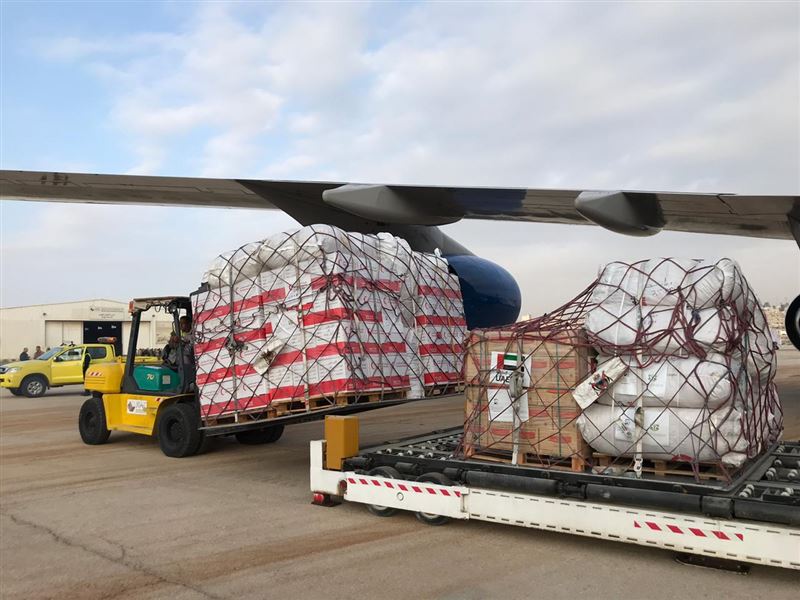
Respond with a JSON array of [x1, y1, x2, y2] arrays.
[[0, 343, 116, 397]]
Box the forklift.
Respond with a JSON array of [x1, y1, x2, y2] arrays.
[[78, 297, 284, 457]]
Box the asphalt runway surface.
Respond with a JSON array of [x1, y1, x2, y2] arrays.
[[1, 350, 798, 599]]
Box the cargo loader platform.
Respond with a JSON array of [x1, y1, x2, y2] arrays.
[[310, 424, 800, 570]]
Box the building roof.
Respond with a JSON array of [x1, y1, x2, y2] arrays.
[[0, 298, 126, 310]]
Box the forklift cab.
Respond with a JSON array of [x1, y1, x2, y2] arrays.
[[123, 296, 195, 397]]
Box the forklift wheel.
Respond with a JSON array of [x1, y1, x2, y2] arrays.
[[157, 403, 204, 458], [366, 466, 401, 517], [414, 472, 453, 526], [79, 397, 111, 445], [8, 387, 24, 396], [234, 424, 285, 445]]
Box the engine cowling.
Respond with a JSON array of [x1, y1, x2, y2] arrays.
[[444, 254, 521, 329], [786, 295, 800, 351]]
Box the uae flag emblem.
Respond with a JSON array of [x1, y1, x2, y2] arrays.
[[496, 352, 520, 370]]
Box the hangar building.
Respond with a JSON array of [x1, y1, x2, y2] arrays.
[[0, 299, 174, 362]]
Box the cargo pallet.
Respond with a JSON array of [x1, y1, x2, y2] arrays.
[[310, 426, 800, 570], [202, 392, 462, 434], [466, 449, 590, 472], [592, 453, 733, 481], [465, 448, 742, 481], [289, 388, 411, 412]]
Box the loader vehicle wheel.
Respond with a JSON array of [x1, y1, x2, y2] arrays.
[[234, 424, 285, 445], [157, 403, 203, 458], [79, 397, 111, 445], [366, 466, 401, 517], [21, 375, 47, 398], [414, 472, 453, 526], [8, 387, 23, 396]]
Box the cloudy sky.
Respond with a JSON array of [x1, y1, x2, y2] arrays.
[[1, 1, 798, 315]]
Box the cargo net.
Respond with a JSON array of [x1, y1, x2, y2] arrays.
[[462, 258, 781, 482], [191, 225, 467, 424]]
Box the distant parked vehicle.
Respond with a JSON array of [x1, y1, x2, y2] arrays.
[[0, 341, 147, 398]]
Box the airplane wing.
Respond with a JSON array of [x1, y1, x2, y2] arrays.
[[1, 169, 797, 244]]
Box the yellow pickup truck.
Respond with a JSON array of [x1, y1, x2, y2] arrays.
[[0, 343, 117, 397]]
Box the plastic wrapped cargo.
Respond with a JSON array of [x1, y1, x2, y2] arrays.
[[587, 298, 741, 356], [581, 258, 780, 468], [585, 292, 641, 347], [577, 404, 748, 465], [462, 256, 781, 482], [193, 225, 466, 421], [640, 305, 739, 354], [596, 354, 739, 409], [591, 258, 745, 309]]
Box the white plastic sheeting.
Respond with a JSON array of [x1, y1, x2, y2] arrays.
[[193, 225, 466, 420], [589, 257, 744, 309], [578, 404, 747, 466], [579, 257, 780, 468], [596, 354, 739, 409]]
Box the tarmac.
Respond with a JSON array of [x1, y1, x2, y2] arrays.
[[1, 350, 798, 599]]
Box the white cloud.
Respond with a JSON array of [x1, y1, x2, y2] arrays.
[[261, 154, 319, 179], [33, 3, 800, 188], [37, 3, 370, 177], [0, 201, 298, 308]]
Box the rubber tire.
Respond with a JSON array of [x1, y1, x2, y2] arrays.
[[79, 396, 111, 445], [21, 375, 47, 398], [414, 472, 453, 526], [157, 403, 204, 458], [234, 424, 285, 445], [786, 295, 800, 352], [366, 466, 401, 517], [8, 388, 24, 397]]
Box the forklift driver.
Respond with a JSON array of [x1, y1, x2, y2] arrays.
[[178, 316, 192, 343], [162, 331, 195, 389], [162, 334, 181, 369]]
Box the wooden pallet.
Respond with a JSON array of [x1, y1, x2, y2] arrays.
[[592, 453, 731, 481], [466, 448, 590, 473], [302, 388, 410, 411], [203, 381, 461, 427], [424, 382, 464, 396], [204, 408, 274, 427], [204, 388, 411, 425], [202, 400, 306, 425]]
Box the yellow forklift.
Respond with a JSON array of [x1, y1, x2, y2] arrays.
[[79, 297, 284, 457]]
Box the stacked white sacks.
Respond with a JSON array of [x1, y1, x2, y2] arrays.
[[408, 254, 468, 397], [579, 258, 780, 467], [192, 225, 467, 420]]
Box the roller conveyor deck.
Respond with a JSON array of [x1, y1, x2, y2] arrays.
[[343, 430, 800, 526]]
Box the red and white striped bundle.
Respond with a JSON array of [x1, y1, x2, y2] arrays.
[[192, 225, 466, 421]]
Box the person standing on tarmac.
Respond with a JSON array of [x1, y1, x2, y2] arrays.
[[33, 346, 43, 359], [82, 350, 93, 396], [19, 348, 30, 361]]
